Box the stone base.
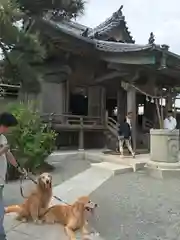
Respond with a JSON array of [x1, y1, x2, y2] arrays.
[[145, 160, 180, 179]]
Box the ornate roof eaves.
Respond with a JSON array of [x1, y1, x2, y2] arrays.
[[87, 5, 134, 43]]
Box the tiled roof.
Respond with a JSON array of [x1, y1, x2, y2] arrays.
[[87, 6, 134, 42], [95, 41, 153, 52], [44, 5, 134, 42], [39, 18, 180, 61]]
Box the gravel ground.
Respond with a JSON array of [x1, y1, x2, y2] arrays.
[[90, 171, 180, 240], [4, 157, 90, 206]]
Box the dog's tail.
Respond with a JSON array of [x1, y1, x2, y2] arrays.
[[5, 205, 22, 214]]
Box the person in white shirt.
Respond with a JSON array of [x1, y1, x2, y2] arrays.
[[163, 110, 177, 130], [0, 113, 26, 240]]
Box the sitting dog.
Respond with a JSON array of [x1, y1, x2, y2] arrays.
[[40, 196, 97, 240], [5, 172, 52, 223]]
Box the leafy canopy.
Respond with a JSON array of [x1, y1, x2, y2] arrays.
[[0, 0, 85, 91]]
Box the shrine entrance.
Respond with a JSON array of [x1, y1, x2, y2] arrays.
[[69, 93, 88, 116]]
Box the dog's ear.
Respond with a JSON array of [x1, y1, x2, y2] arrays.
[[49, 174, 52, 181], [77, 196, 89, 204], [37, 175, 45, 189], [72, 202, 84, 216]]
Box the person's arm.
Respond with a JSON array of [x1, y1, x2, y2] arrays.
[[6, 151, 27, 175], [5, 151, 19, 168], [174, 118, 177, 129], [0, 145, 10, 156]]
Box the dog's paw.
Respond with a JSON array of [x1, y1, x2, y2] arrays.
[[37, 219, 43, 224], [33, 219, 42, 224], [21, 218, 27, 223]]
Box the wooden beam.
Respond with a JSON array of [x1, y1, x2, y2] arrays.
[[94, 71, 128, 84], [101, 53, 156, 65]]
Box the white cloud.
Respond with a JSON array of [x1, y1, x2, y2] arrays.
[[78, 0, 180, 54]]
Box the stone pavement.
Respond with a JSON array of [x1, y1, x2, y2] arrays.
[[5, 215, 103, 240], [90, 171, 180, 240], [4, 150, 150, 239], [4, 150, 112, 240]]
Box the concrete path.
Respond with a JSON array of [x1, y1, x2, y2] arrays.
[[5, 161, 115, 239], [4, 149, 150, 239]]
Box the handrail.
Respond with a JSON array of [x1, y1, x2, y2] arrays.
[[108, 117, 117, 125], [41, 113, 100, 119], [106, 117, 119, 137], [41, 113, 103, 127]]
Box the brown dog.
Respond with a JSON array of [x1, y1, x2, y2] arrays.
[[5, 172, 52, 223], [40, 196, 97, 240]]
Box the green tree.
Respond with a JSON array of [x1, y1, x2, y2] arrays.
[[0, 0, 85, 99]]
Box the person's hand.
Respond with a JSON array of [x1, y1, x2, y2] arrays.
[[17, 166, 28, 177]]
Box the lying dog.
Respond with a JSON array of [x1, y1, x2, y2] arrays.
[[40, 196, 97, 240], [5, 172, 52, 223]]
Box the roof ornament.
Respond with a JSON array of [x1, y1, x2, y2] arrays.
[[82, 28, 89, 37], [113, 5, 123, 19], [94, 32, 100, 39], [148, 32, 155, 45], [118, 5, 123, 12]]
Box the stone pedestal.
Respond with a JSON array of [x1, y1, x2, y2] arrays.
[[145, 129, 180, 179]]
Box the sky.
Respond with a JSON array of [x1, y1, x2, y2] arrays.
[[78, 0, 180, 55]]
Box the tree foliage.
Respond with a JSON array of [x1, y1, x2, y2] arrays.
[[0, 0, 85, 92], [7, 102, 57, 171], [17, 0, 85, 19], [0, 0, 45, 91]]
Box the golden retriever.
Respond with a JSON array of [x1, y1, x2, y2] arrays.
[[40, 196, 97, 240], [5, 172, 52, 223]]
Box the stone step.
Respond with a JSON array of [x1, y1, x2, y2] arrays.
[[91, 162, 133, 175], [85, 152, 149, 172]]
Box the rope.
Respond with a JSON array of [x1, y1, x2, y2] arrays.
[[130, 83, 168, 99], [19, 169, 70, 206]]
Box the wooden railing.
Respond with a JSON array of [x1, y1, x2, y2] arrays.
[[41, 113, 103, 129], [106, 117, 119, 137], [41, 113, 120, 134]]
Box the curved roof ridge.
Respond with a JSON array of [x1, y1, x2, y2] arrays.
[[88, 5, 124, 36], [87, 5, 134, 43]]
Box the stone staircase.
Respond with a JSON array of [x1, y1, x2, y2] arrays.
[[104, 117, 118, 151], [84, 151, 150, 174], [104, 117, 150, 153]]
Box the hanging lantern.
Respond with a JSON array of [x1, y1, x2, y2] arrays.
[[151, 98, 154, 103]]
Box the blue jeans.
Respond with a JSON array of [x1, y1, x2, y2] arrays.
[[0, 185, 6, 240]]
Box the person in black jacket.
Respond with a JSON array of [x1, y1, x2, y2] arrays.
[[118, 115, 135, 158]]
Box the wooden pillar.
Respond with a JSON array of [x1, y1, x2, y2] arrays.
[[78, 129, 84, 150], [88, 86, 106, 123], [41, 81, 66, 114], [127, 86, 136, 151], [78, 117, 84, 151], [117, 87, 127, 124], [65, 80, 70, 113], [166, 89, 173, 113], [100, 87, 106, 124]]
